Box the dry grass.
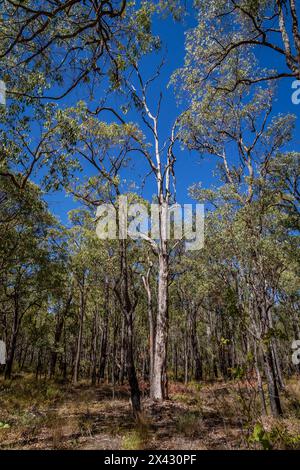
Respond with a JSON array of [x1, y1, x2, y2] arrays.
[[0, 373, 300, 450]]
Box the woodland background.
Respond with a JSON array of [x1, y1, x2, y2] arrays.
[[0, 0, 299, 450]]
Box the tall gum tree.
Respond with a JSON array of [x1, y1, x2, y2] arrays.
[[190, 0, 300, 89], [180, 78, 297, 415]]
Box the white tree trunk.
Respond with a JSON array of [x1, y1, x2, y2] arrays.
[[152, 245, 169, 400]]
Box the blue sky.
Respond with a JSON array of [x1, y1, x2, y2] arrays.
[[44, 5, 300, 226]]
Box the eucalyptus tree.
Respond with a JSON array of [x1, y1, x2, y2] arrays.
[[44, 35, 186, 402], [0, 0, 168, 193], [44, 105, 146, 414], [0, 0, 124, 187], [66, 208, 118, 386], [0, 0, 127, 101], [122, 64, 181, 400], [0, 0, 182, 102], [0, 176, 59, 378], [171, 216, 247, 383], [171, 1, 300, 414], [266, 151, 300, 231], [0, 0, 186, 403], [182, 79, 298, 415], [49, 286, 74, 379], [190, 0, 300, 90]]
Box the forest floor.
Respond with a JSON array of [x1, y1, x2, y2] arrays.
[[1, 374, 300, 450]]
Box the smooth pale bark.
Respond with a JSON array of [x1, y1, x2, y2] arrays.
[[142, 266, 155, 397], [152, 245, 169, 400], [125, 70, 177, 402]]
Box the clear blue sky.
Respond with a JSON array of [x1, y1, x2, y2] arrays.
[[44, 5, 300, 226]]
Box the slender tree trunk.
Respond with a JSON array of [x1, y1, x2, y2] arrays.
[[254, 341, 267, 416], [91, 307, 99, 386], [152, 244, 169, 400], [190, 306, 202, 381], [73, 285, 85, 385], [262, 344, 283, 417], [61, 321, 68, 381], [253, 270, 282, 417], [174, 345, 178, 381], [112, 309, 118, 399], [265, 306, 285, 390], [98, 277, 110, 381], [115, 239, 141, 417], [142, 266, 155, 397], [125, 314, 141, 417], [292, 306, 300, 338], [148, 296, 155, 392], [50, 293, 72, 378], [5, 331, 17, 379], [184, 337, 189, 385], [271, 340, 285, 390], [119, 315, 126, 384], [5, 296, 19, 380], [36, 350, 42, 380], [20, 341, 29, 370]]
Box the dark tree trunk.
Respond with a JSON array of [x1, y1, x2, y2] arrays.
[[263, 345, 283, 417], [91, 307, 99, 386], [20, 341, 29, 370], [115, 239, 141, 418], [50, 293, 72, 378], [5, 296, 19, 380], [73, 282, 85, 385], [119, 315, 126, 384], [174, 345, 178, 381], [125, 314, 141, 417], [98, 277, 110, 381], [142, 265, 155, 396], [254, 342, 267, 416], [5, 331, 17, 379], [190, 305, 202, 381]]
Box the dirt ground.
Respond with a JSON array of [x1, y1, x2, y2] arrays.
[[0, 376, 300, 450]]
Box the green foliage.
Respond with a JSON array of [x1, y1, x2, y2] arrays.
[[0, 2, 299, 450], [249, 422, 300, 450], [122, 423, 151, 450], [0, 422, 10, 430], [230, 366, 246, 380], [250, 423, 273, 450]]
